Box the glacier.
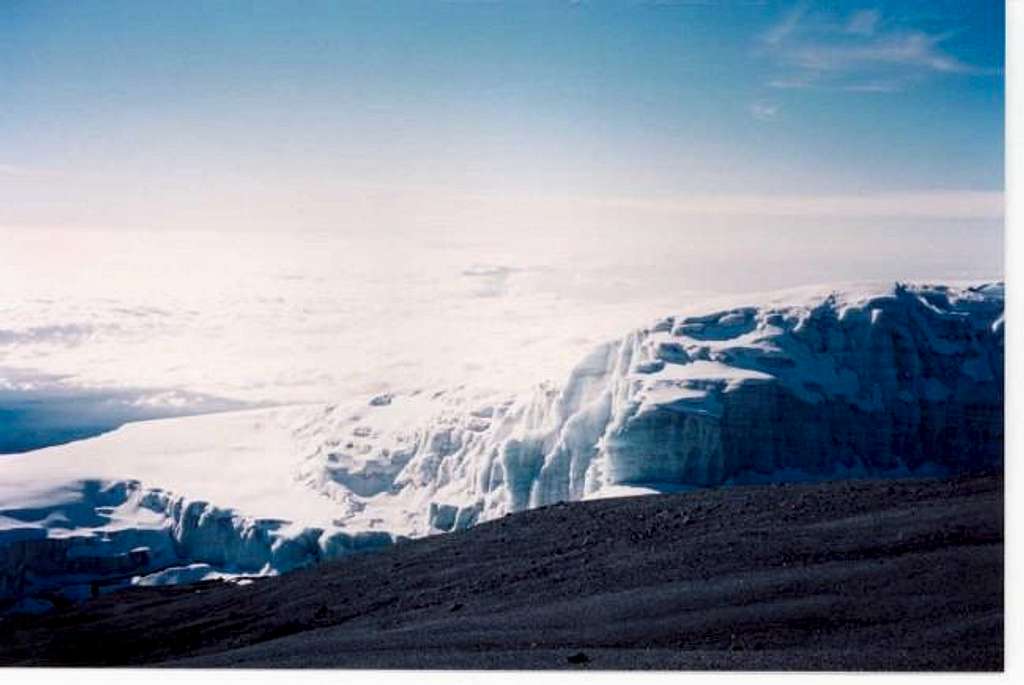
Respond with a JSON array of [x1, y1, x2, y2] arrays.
[[0, 282, 1004, 611]]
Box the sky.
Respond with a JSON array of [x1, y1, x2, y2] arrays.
[[0, 0, 1009, 438], [0, 0, 1005, 235]]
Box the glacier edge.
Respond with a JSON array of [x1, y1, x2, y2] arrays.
[[0, 281, 1004, 608]]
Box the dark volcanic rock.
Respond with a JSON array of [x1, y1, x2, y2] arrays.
[[0, 474, 1003, 671]]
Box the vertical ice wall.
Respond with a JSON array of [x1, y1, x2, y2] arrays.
[[332, 282, 1004, 529]]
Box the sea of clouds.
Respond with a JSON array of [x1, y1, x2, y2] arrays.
[[0, 219, 1001, 450]]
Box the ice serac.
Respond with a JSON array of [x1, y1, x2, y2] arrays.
[[336, 281, 1003, 526], [0, 282, 1004, 606], [599, 283, 1003, 488]]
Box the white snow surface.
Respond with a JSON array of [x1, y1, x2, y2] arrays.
[[0, 281, 1004, 604]]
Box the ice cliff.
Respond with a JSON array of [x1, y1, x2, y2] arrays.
[[0, 282, 1004, 610]]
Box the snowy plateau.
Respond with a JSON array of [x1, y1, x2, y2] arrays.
[[0, 282, 1004, 611]]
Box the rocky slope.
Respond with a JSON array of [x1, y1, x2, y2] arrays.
[[0, 474, 1003, 670]]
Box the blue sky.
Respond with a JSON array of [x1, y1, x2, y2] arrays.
[[0, 0, 1004, 232]]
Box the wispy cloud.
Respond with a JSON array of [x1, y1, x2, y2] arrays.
[[766, 75, 816, 89], [845, 10, 880, 37], [762, 3, 806, 46], [840, 80, 902, 93], [786, 34, 982, 75], [749, 100, 781, 121], [758, 5, 995, 94]]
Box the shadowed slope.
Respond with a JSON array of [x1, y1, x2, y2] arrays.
[[0, 473, 1002, 670]]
